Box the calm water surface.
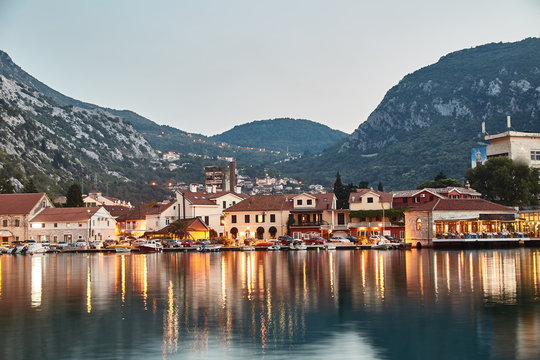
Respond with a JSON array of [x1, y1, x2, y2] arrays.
[[1, 249, 540, 359]]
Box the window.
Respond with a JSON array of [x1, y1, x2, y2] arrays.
[[232, 201, 236, 206], [531, 150, 540, 161], [244, 214, 250, 223], [416, 218, 422, 231], [256, 214, 265, 223], [54, 223, 58, 228], [14, 219, 20, 227], [337, 213, 345, 225], [204, 216, 209, 225], [2, 220, 7, 227], [223, 201, 227, 208], [367, 197, 374, 203], [270, 214, 276, 223], [41, 223, 45, 228], [78, 223, 83, 227], [297, 199, 303, 205], [307, 199, 312, 205], [231, 215, 237, 224], [413, 198, 420, 203], [429, 196, 434, 201]]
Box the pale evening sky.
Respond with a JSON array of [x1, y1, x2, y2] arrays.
[[0, 0, 539, 136]]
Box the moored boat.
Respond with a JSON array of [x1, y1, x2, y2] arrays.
[[241, 246, 255, 251], [324, 243, 337, 250], [267, 244, 281, 251], [196, 245, 222, 252], [115, 247, 131, 253], [26, 243, 46, 255], [139, 240, 163, 253]]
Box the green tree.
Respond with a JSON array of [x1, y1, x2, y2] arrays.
[[416, 171, 463, 189], [378, 181, 384, 191], [334, 172, 355, 209], [466, 157, 540, 206], [358, 181, 369, 189], [0, 174, 14, 194], [168, 220, 192, 239], [66, 184, 84, 207], [22, 178, 38, 193]]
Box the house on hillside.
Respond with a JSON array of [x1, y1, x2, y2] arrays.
[[405, 198, 518, 248], [28, 206, 117, 244], [83, 189, 132, 208], [0, 193, 54, 245]]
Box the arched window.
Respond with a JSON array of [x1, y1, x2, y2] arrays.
[[416, 218, 422, 231], [230, 227, 238, 239], [256, 227, 264, 239], [269, 226, 277, 237]]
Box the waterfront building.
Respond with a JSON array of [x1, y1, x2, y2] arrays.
[[518, 209, 540, 238], [204, 161, 237, 192], [405, 198, 519, 248], [28, 206, 117, 244], [176, 186, 247, 237], [223, 193, 340, 241], [348, 189, 404, 241], [0, 193, 54, 245], [391, 186, 481, 208]]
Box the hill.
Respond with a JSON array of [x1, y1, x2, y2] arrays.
[[277, 38, 540, 189], [211, 118, 347, 154]]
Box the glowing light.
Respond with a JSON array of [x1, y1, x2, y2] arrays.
[[87, 263, 92, 314], [31, 256, 42, 308]]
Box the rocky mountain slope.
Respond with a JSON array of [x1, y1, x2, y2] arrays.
[[211, 118, 347, 154], [277, 38, 540, 190]]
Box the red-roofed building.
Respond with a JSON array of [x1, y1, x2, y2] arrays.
[[0, 193, 53, 245], [176, 188, 248, 237], [28, 206, 116, 245], [83, 189, 132, 208], [223, 193, 340, 242], [348, 189, 404, 241], [391, 186, 481, 208], [405, 198, 518, 247]]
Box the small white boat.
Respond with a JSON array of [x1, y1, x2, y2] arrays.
[[324, 243, 337, 250], [371, 240, 391, 250], [115, 247, 131, 253], [27, 243, 46, 255], [241, 246, 255, 251], [139, 240, 163, 253], [197, 245, 222, 252], [267, 244, 281, 251], [289, 241, 307, 251]]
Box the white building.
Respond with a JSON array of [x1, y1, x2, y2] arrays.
[[28, 206, 117, 244]]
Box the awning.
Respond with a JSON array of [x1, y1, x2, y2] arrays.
[[479, 214, 516, 221], [435, 216, 479, 221], [0, 230, 13, 237]]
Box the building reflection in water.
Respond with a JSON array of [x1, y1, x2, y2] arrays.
[[1, 249, 540, 359]]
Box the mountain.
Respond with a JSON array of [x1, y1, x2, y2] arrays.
[[278, 38, 540, 189], [210, 118, 347, 154]]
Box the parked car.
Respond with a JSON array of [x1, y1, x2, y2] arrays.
[[278, 235, 294, 245], [75, 239, 87, 248], [131, 239, 145, 248], [163, 239, 180, 248], [196, 239, 211, 245], [384, 235, 399, 243], [182, 239, 195, 247], [330, 235, 350, 243], [41, 241, 51, 250], [369, 235, 387, 243], [56, 241, 69, 249], [304, 236, 326, 245], [346, 235, 358, 243]]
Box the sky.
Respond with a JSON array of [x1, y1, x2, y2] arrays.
[[0, 1, 539, 136]]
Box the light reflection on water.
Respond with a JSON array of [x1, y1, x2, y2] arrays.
[[0, 249, 540, 359]]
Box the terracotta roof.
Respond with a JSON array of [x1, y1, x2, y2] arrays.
[[118, 207, 153, 221], [224, 195, 295, 212], [103, 205, 131, 217], [349, 189, 393, 203], [178, 190, 217, 205], [31, 207, 101, 222], [146, 201, 176, 215], [0, 193, 48, 215], [429, 187, 481, 196], [390, 188, 443, 198], [405, 199, 515, 213], [143, 217, 209, 235]]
